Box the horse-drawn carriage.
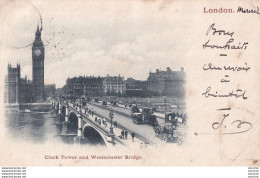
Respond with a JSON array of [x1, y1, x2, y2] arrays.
[[94, 98, 99, 103], [81, 97, 87, 106], [165, 112, 187, 126], [131, 107, 158, 127], [131, 105, 140, 114], [111, 101, 118, 106], [102, 101, 107, 106], [154, 123, 182, 144]]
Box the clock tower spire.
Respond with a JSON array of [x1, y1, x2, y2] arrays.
[[32, 24, 45, 102], [35, 24, 41, 40]]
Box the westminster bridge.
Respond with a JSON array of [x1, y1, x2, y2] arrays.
[[51, 98, 155, 148]]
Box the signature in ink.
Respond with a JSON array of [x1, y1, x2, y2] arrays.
[[212, 114, 252, 134]]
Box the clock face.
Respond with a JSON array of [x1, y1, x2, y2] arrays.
[[34, 49, 41, 56]]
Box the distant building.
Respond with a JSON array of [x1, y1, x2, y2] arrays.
[[126, 78, 148, 90], [66, 76, 104, 98], [66, 77, 84, 98], [83, 76, 103, 97], [55, 87, 66, 98], [63, 68, 185, 98], [45, 84, 56, 98], [4, 63, 34, 104], [4, 64, 20, 104], [103, 75, 126, 95], [126, 78, 148, 97], [147, 67, 185, 97]]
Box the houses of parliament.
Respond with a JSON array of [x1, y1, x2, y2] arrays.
[[4, 25, 46, 103]]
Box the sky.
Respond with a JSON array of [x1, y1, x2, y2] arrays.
[[0, 0, 190, 88]]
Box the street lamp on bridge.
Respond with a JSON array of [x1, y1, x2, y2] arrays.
[[109, 108, 114, 134]]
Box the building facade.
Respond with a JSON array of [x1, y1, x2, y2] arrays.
[[4, 64, 34, 104], [66, 76, 104, 98], [103, 75, 126, 95], [83, 77, 103, 96], [4, 64, 20, 104], [66, 77, 84, 98], [63, 67, 185, 98], [126, 78, 148, 97], [45, 84, 56, 98], [147, 67, 185, 97]]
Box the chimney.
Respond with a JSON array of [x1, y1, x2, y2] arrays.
[[167, 67, 171, 73], [156, 69, 159, 74], [181, 67, 184, 72]]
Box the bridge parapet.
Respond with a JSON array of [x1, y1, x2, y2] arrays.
[[54, 99, 125, 147]]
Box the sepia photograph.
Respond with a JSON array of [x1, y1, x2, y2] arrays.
[[0, 0, 259, 167]]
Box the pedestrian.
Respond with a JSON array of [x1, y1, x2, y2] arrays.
[[114, 121, 117, 128], [85, 109, 86, 114], [124, 130, 128, 139], [103, 119, 107, 127], [95, 117, 97, 122], [121, 130, 124, 139], [173, 112, 176, 120], [131, 132, 135, 142], [173, 117, 178, 127], [91, 110, 93, 117], [182, 116, 186, 125]]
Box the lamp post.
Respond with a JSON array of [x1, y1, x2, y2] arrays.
[[164, 97, 167, 112], [58, 95, 61, 114], [80, 98, 82, 117], [109, 108, 114, 134], [91, 107, 94, 117], [78, 98, 83, 137]]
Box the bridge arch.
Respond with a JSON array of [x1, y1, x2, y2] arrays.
[[83, 124, 107, 146], [61, 106, 66, 115], [68, 111, 78, 131], [57, 105, 66, 122]]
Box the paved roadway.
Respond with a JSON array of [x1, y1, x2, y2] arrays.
[[84, 102, 165, 145], [72, 99, 186, 145]]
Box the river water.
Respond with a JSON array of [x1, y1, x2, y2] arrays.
[[4, 109, 96, 146]]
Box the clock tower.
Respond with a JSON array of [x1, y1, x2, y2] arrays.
[[32, 25, 45, 102]]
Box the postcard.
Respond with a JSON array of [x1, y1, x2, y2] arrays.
[[0, 0, 259, 166]]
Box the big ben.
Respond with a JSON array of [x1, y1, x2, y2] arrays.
[[32, 25, 45, 102]]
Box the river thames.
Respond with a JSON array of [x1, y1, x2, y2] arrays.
[[4, 109, 96, 146]]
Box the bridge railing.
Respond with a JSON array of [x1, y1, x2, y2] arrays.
[[63, 100, 125, 146]]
